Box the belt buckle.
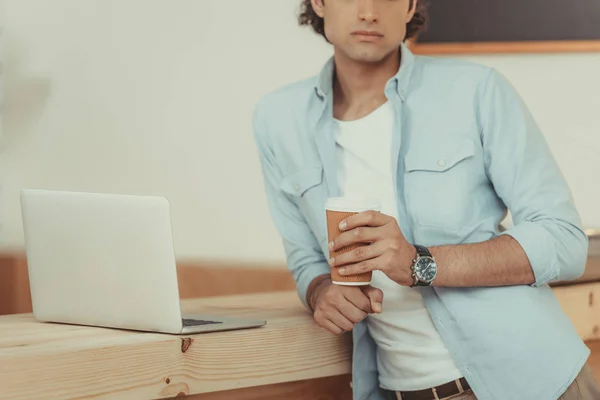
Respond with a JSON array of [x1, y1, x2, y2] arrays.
[[456, 378, 465, 394], [431, 379, 465, 400]]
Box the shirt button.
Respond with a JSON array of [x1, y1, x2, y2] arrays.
[[295, 184, 301, 193], [438, 159, 447, 167]]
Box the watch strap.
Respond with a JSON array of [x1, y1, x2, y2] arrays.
[[414, 244, 432, 258]]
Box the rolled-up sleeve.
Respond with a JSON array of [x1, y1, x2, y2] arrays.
[[252, 101, 330, 308], [479, 69, 588, 286]]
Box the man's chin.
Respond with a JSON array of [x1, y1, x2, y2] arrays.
[[352, 54, 392, 65], [344, 47, 398, 65]]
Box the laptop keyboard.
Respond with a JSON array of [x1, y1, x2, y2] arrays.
[[182, 318, 224, 327]]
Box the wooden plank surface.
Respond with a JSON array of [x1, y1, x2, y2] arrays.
[[553, 282, 600, 341], [185, 374, 353, 400], [0, 252, 296, 315], [2, 251, 600, 316], [176, 260, 295, 299], [0, 291, 351, 400], [411, 40, 600, 55], [0, 253, 32, 315], [1, 284, 599, 399]]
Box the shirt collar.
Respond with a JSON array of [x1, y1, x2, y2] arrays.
[[314, 42, 416, 102]]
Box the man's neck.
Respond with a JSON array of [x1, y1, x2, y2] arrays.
[[332, 48, 400, 121]]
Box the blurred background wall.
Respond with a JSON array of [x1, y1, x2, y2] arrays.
[[1, 0, 599, 264]]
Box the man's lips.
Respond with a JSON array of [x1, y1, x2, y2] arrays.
[[351, 30, 384, 37]]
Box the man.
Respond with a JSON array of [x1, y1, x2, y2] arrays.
[[253, 0, 600, 399]]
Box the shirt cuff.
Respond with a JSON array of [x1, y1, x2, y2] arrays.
[[295, 262, 331, 309], [500, 221, 558, 286]]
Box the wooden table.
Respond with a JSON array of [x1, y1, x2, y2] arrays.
[[0, 291, 352, 399], [1, 285, 599, 400]]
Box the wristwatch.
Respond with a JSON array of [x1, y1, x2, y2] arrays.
[[410, 245, 437, 287]]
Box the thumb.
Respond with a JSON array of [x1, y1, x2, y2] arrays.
[[362, 286, 383, 313]]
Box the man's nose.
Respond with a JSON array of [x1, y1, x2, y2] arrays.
[[358, 0, 378, 23]]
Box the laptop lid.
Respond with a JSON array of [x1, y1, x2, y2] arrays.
[[20, 189, 184, 333]]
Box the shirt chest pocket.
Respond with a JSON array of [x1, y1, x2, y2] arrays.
[[404, 139, 477, 231], [279, 166, 328, 245]]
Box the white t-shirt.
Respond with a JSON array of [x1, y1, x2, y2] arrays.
[[334, 101, 463, 391]]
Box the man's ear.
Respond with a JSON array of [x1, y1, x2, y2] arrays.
[[406, 0, 417, 23], [311, 0, 325, 18]]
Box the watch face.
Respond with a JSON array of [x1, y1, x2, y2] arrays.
[[415, 257, 437, 282]]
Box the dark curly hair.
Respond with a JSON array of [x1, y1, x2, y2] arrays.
[[298, 0, 429, 43]]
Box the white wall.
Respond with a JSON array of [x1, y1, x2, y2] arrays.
[[1, 1, 599, 262]]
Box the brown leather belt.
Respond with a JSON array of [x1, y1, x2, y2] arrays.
[[396, 377, 471, 400]]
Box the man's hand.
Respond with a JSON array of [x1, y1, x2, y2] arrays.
[[328, 211, 416, 287], [311, 280, 383, 336]]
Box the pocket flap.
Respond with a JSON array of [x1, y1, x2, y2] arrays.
[[405, 139, 476, 172], [280, 166, 324, 196]]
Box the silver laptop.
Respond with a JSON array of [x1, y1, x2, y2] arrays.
[[20, 189, 266, 334]]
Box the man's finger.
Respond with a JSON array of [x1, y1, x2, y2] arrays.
[[321, 320, 344, 335], [332, 239, 387, 267], [362, 286, 384, 313], [337, 257, 379, 278], [339, 210, 390, 231], [337, 298, 368, 323], [329, 226, 381, 253], [344, 287, 373, 314], [328, 311, 355, 332], [343, 287, 374, 313]]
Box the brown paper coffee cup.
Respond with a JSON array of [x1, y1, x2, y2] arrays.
[[325, 197, 380, 286]]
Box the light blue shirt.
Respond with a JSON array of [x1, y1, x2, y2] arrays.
[[252, 44, 590, 400]]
